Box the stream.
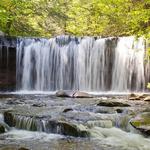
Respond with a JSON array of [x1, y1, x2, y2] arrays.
[[0, 92, 150, 150]]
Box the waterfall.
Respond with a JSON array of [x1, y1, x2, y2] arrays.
[[16, 35, 147, 92]]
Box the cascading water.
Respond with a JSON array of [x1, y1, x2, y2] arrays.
[[16, 35, 147, 92]]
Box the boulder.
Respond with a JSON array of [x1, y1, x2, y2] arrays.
[[56, 90, 75, 97], [56, 90, 93, 98], [73, 91, 93, 98], [130, 93, 137, 97], [130, 112, 150, 135], [97, 101, 130, 107], [58, 121, 89, 137]]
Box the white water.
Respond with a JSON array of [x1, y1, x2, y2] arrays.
[[17, 36, 147, 92], [4, 129, 64, 140], [2, 127, 150, 150], [90, 127, 150, 150]]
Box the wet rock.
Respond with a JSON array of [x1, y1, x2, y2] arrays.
[[97, 101, 130, 107], [130, 93, 137, 97], [73, 91, 93, 98], [130, 112, 150, 135], [32, 103, 46, 107], [0, 124, 5, 133], [129, 93, 147, 101], [138, 94, 147, 99], [129, 97, 141, 100], [18, 148, 29, 150], [115, 108, 123, 113], [63, 108, 73, 113], [144, 96, 150, 101], [58, 121, 89, 137], [6, 100, 24, 105], [4, 111, 16, 127]]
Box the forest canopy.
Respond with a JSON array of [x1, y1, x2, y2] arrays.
[[0, 0, 150, 38]]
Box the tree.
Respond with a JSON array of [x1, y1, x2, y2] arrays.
[[0, 0, 149, 37]]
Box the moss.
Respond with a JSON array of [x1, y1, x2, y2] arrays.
[[130, 113, 150, 129]]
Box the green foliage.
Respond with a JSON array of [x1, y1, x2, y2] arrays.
[[0, 0, 150, 37]]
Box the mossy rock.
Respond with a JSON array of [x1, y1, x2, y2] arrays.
[[4, 111, 16, 127], [97, 101, 130, 107], [58, 121, 89, 137], [130, 112, 150, 135]]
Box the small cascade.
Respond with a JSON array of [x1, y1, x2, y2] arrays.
[[86, 120, 113, 128], [0, 113, 4, 122], [6, 114, 88, 137], [16, 36, 148, 92], [13, 115, 53, 132]]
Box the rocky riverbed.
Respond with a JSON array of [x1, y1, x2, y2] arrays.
[[0, 92, 150, 150]]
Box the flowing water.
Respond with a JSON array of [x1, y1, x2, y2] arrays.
[[0, 94, 150, 150], [16, 36, 148, 92]]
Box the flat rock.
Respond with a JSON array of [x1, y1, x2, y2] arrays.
[[144, 96, 150, 101], [73, 91, 93, 98], [129, 93, 147, 101], [97, 101, 130, 107], [129, 97, 141, 100], [56, 90, 93, 98]]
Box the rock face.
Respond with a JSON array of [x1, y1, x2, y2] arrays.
[[56, 90, 93, 98], [97, 101, 130, 107], [0, 124, 5, 134], [0, 36, 16, 91], [4, 111, 16, 127], [130, 112, 150, 135]]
